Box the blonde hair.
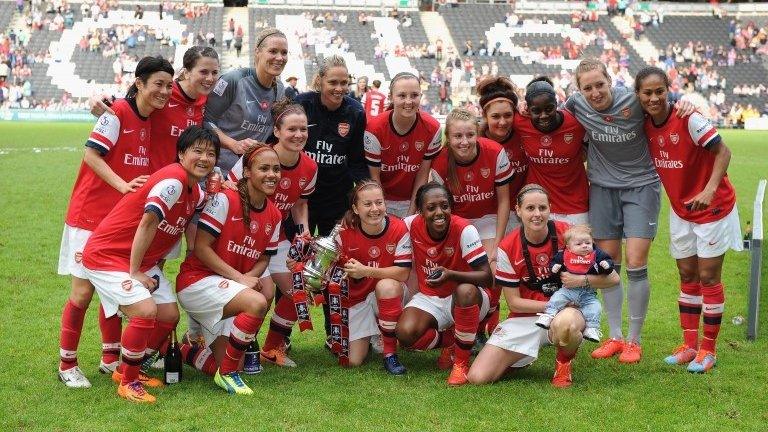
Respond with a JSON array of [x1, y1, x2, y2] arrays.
[[574, 58, 610, 89], [311, 55, 348, 91], [564, 224, 593, 244], [443, 108, 478, 193], [254, 27, 286, 49]]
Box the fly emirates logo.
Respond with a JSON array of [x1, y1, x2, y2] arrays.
[[124, 145, 149, 167], [591, 125, 637, 143], [227, 235, 263, 259], [457, 184, 494, 203], [654, 150, 684, 169], [158, 216, 187, 237], [528, 148, 570, 164], [382, 154, 419, 173]]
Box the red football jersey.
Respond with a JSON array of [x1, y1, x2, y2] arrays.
[[228, 150, 317, 239], [336, 216, 411, 306], [495, 221, 569, 317], [364, 111, 443, 201], [83, 164, 205, 272], [176, 188, 282, 291], [484, 134, 528, 204], [405, 214, 487, 298], [515, 111, 588, 214], [362, 89, 387, 118], [430, 138, 513, 219], [149, 81, 207, 173], [644, 109, 735, 223], [65, 98, 151, 231]]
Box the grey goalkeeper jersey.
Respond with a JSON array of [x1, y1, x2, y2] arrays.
[[203, 67, 284, 170], [565, 86, 659, 189]]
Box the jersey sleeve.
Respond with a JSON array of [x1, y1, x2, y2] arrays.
[[495, 247, 519, 287], [203, 72, 238, 130], [393, 230, 412, 267], [195, 184, 207, 211], [87, 112, 120, 156], [687, 112, 721, 149], [197, 192, 230, 237], [549, 250, 564, 272], [265, 219, 281, 255], [227, 156, 244, 182], [301, 166, 318, 198], [594, 248, 615, 274], [363, 130, 382, 166], [460, 224, 487, 267], [424, 125, 443, 159], [145, 178, 184, 222], [494, 147, 513, 186]]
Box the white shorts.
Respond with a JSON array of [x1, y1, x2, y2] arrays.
[[86, 266, 176, 318], [405, 289, 490, 331], [386, 200, 411, 219], [551, 212, 589, 226], [267, 240, 291, 275], [163, 239, 182, 260], [199, 316, 235, 345], [469, 214, 498, 240], [177, 275, 248, 334], [486, 316, 552, 368], [348, 291, 381, 342], [58, 224, 91, 279], [669, 206, 743, 259]]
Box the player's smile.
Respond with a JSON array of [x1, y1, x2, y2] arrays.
[[421, 190, 452, 237]]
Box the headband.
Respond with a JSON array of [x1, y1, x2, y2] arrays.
[[246, 145, 276, 166], [524, 81, 557, 104], [482, 96, 515, 110], [273, 105, 303, 128], [255, 29, 283, 48]]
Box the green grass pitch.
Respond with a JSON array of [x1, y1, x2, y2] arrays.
[[0, 123, 766, 431]]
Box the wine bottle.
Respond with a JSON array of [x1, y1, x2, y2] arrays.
[[243, 339, 262, 374], [164, 329, 182, 384]]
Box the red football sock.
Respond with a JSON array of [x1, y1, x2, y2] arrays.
[[98, 304, 122, 364], [556, 347, 576, 363], [181, 343, 217, 376], [410, 328, 440, 351], [453, 304, 479, 364], [678, 281, 702, 349], [376, 296, 402, 356], [701, 283, 725, 352], [120, 317, 155, 385], [262, 296, 296, 352], [59, 300, 87, 370], [144, 319, 176, 359], [220, 313, 263, 374], [440, 326, 455, 348]]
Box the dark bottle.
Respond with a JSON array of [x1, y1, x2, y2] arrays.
[[243, 340, 262, 374], [164, 329, 182, 384]]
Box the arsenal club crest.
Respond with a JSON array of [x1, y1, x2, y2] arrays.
[[260, 101, 269, 110], [415, 141, 425, 152], [186, 106, 194, 117], [670, 133, 679, 145], [427, 247, 438, 258], [480, 168, 490, 178], [386, 243, 396, 254], [121, 280, 133, 292], [464, 171, 474, 182], [368, 246, 381, 258], [74, 252, 83, 263], [399, 142, 409, 153], [140, 129, 147, 141], [250, 220, 259, 233], [445, 246, 455, 257], [621, 107, 631, 118], [540, 135, 552, 147], [218, 280, 229, 289], [338, 122, 350, 137], [299, 177, 308, 188], [536, 253, 549, 265], [564, 133, 573, 144], [603, 116, 614, 123], [265, 223, 273, 235], [280, 177, 291, 190]]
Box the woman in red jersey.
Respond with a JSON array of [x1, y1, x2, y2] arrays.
[[82, 126, 219, 403], [476, 76, 528, 232], [467, 185, 619, 388], [635, 66, 742, 373], [176, 144, 282, 395], [332, 180, 411, 374], [515, 79, 589, 225], [56, 56, 174, 389], [229, 100, 318, 368], [429, 108, 513, 264], [396, 182, 493, 386], [364, 72, 443, 218]]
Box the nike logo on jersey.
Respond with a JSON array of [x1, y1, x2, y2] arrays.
[[514, 258, 526, 266], [648, 222, 657, 226], [307, 124, 317, 127], [168, 103, 179, 108], [122, 129, 135, 134], [348, 247, 359, 251], [231, 216, 243, 222], [708, 241, 718, 246]]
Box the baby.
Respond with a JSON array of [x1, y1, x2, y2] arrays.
[[535, 225, 614, 342]]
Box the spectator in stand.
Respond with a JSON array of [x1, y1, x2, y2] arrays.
[[284, 76, 299, 100], [361, 79, 386, 118], [350, 76, 369, 102]]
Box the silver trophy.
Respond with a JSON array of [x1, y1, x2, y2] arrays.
[[302, 224, 343, 292]]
